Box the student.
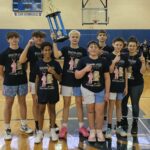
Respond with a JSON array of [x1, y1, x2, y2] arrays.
[[122, 37, 146, 134], [97, 30, 113, 130], [52, 30, 89, 139], [75, 41, 110, 142], [97, 30, 113, 54], [19, 31, 45, 132], [34, 42, 62, 143], [0, 32, 33, 140], [105, 37, 128, 139]]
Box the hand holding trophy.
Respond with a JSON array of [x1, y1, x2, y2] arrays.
[[46, 0, 68, 42]]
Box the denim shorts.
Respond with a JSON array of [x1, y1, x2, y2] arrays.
[[81, 86, 105, 104], [3, 84, 28, 97], [61, 86, 82, 97], [109, 92, 124, 101]]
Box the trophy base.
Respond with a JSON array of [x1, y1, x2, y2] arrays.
[[46, 11, 61, 18], [54, 36, 68, 42]]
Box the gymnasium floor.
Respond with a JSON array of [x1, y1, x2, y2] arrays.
[[0, 71, 150, 150]]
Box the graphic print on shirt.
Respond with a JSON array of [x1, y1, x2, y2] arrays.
[[9, 53, 23, 75], [40, 66, 54, 90], [112, 60, 125, 82], [41, 73, 47, 87], [127, 58, 136, 79], [67, 50, 83, 73], [11, 59, 17, 73], [35, 51, 42, 61], [86, 63, 101, 87]]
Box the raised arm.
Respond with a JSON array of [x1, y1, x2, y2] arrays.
[[75, 65, 92, 79], [48, 66, 62, 82], [109, 55, 120, 73], [51, 33, 62, 59], [19, 39, 33, 64]]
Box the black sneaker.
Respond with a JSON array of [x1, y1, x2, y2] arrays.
[[131, 120, 138, 135], [121, 118, 128, 131]]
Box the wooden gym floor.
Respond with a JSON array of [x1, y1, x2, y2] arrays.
[[0, 71, 150, 150]]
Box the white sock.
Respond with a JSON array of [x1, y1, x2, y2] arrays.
[[79, 122, 84, 128], [20, 119, 27, 126], [62, 123, 67, 128], [5, 123, 10, 130]]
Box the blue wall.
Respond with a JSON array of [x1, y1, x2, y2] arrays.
[[0, 29, 150, 52]]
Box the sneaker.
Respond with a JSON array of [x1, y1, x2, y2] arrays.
[[34, 130, 43, 144], [4, 129, 12, 140], [20, 125, 33, 134], [96, 130, 105, 142], [59, 127, 67, 139], [116, 126, 127, 137], [79, 126, 89, 137], [131, 120, 138, 135], [105, 128, 112, 139], [121, 118, 128, 131], [51, 128, 58, 141], [55, 124, 59, 134], [88, 130, 96, 142]]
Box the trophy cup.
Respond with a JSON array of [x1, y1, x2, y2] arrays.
[[46, 1, 68, 42]]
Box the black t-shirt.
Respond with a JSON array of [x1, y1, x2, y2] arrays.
[[100, 52, 111, 66], [102, 45, 114, 54], [110, 53, 128, 93], [36, 59, 62, 92], [0, 47, 27, 86], [76, 56, 109, 93], [61, 46, 87, 87], [27, 45, 42, 82], [127, 54, 144, 86]]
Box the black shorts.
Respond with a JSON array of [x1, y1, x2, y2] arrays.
[[37, 89, 59, 104]]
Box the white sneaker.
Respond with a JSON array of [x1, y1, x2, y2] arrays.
[[116, 126, 127, 137], [4, 129, 12, 140], [88, 129, 96, 142], [50, 128, 58, 141], [34, 130, 43, 144], [20, 125, 33, 134], [105, 128, 112, 139]]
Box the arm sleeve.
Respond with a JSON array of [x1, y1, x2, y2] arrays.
[[76, 58, 85, 71], [60, 46, 67, 57], [55, 61, 62, 74]]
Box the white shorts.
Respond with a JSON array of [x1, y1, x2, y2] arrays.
[[109, 92, 124, 101], [81, 86, 105, 104], [61, 85, 82, 97], [29, 82, 36, 95]]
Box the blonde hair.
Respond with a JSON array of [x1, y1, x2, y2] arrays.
[[68, 30, 81, 37]]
